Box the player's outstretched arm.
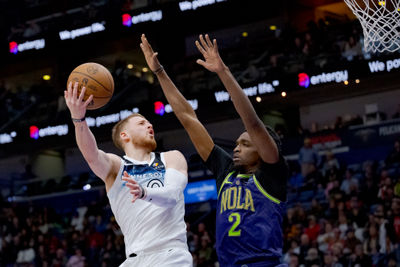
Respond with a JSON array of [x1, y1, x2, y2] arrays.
[[195, 34, 279, 164], [140, 34, 214, 161], [64, 82, 120, 186]]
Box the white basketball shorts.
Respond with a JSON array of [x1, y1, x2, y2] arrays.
[[119, 246, 193, 267]]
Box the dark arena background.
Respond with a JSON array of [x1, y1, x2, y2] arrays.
[[1, 0, 400, 266]]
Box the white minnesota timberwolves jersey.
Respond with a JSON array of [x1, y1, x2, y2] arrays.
[[107, 152, 187, 257]]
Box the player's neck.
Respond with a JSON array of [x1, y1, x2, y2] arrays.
[[124, 146, 152, 162], [241, 162, 261, 174]]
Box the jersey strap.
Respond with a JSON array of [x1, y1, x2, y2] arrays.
[[253, 175, 281, 204], [218, 171, 235, 197]]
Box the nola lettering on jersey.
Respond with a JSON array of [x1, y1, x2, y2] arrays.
[[219, 186, 255, 214]]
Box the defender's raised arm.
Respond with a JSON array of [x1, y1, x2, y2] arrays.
[[140, 34, 214, 161], [195, 34, 279, 164]]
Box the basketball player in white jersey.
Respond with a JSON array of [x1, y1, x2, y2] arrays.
[[64, 82, 192, 267]]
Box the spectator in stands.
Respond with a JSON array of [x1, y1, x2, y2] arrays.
[[310, 122, 319, 134], [388, 256, 398, 267], [386, 140, 400, 166], [293, 36, 304, 56], [185, 222, 195, 251], [99, 240, 121, 266], [35, 244, 49, 266], [347, 196, 367, 234], [391, 197, 400, 239], [16, 239, 35, 266], [288, 253, 299, 267], [379, 169, 391, 184], [338, 213, 349, 239], [299, 233, 311, 264], [283, 240, 300, 264], [378, 177, 394, 203], [360, 175, 379, 207], [310, 198, 324, 218], [373, 204, 396, 255], [344, 227, 361, 253], [94, 215, 106, 233], [197, 238, 213, 266], [70, 212, 85, 232], [317, 221, 335, 253], [68, 231, 85, 254], [342, 36, 362, 61], [329, 178, 346, 203], [340, 169, 359, 195], [304, 215, 320, 242], [322, 151, 340, 177], [66, 248, 85, 267], [331, 242, 346, 266], [323, 250, 344, 267], [348, 243, 372, 266], [187, 231, 199, 253], [363, 223, 380, 262], [307, 248, 322, 266], [389, 197, 400, 264], [298, 137, 321, 178], [288, 161, 304, 191], [325, 168, 340, 196]]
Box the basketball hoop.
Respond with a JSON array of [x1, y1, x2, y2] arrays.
[[344, 0, 400, 53]]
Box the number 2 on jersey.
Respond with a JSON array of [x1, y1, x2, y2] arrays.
[[228, 212, 241, 236]]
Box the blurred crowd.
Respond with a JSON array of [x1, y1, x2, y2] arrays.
[[174, 18, 372, 97], [284, 139, 400, 267], [0, 192, 128, 267], [0, 192, 218, 266]]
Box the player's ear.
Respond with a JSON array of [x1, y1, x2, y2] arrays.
[[120, 131, 130, 144]]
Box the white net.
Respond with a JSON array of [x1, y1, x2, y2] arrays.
[[344, 0, 400, 53]]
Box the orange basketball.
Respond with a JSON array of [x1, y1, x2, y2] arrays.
[[67, 62, 114, 110]]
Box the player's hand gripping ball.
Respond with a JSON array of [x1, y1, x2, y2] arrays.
[[67, 62, 114, 110]]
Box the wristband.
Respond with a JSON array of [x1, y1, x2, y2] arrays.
[[153, 65, 164, 75], [139, 184, 146, 199], [72, 117, 85, 123]]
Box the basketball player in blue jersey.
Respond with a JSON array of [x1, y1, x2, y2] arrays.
[[141, 33, 288, 267], [64, 82, 192, 266]]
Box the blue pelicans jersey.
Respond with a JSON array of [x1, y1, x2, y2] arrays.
[[205, 145, 288, 267]]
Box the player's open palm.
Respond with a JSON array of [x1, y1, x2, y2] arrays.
[[64, 82, 93, 119], [195, 34, 226, 73], [140, 34, 161, 72]]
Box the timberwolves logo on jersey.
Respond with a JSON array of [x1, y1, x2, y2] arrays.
[[122, 153, 166, 188]]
